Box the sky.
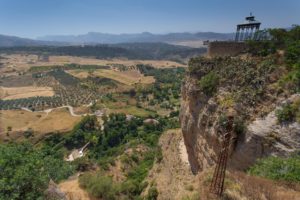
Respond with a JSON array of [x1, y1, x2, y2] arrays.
[[0, 0, 299, 39]]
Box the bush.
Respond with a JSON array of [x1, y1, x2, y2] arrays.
[[24, 128, 34, 138], [198, 71, 219, 96], [247, 40, 276, 56], [276, 100, 300, 123], [285, 41, 300, 65], [79, 173, 118, 200], [146, 186, 158, 200], [248, 155, 300, 182], [233, 118, 246, 135]]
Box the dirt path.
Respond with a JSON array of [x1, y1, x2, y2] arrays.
[[21, 105, 91, 117]]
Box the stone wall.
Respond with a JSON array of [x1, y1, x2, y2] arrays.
[[208, 41, 248, 57]]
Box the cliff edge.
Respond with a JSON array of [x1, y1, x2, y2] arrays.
[[180, 55, 300, 174]]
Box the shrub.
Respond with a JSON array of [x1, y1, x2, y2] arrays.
[[233, 118, 246, 135], [146, 186, 158, 200], [248, 155, 300, 182], [247, 40, 276, 56], [24, 128, 34, 138], [276, 100, 300, 123], [79, 173, 118, 200], [198, 71, 219, 96], [285, 40, 300, 65]]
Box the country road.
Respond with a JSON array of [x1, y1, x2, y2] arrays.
[[21, 104, 92, 117]]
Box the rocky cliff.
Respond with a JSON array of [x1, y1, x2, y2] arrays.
[[180, 56, 300, 174]]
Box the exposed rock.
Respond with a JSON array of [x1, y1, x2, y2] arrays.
[[143, 118, 159, 125], [230, 94, 300, 169], [44, 179, 67, 200]]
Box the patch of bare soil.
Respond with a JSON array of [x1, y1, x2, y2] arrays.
[[59, 175, 91, 200]]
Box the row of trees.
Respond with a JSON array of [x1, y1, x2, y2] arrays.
[[0, 70, 104, 111]]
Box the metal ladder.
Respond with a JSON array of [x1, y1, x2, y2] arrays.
[[210, 117, 234, 196]]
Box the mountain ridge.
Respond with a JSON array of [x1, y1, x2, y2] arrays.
[[37, 31, 234, 44], [0, 34, 69, 47], [0, 31, 234, 48]]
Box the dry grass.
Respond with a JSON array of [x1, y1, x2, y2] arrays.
[[0, 86, 54, 100], [226, 171, 300, 200], [0, 108, 81, 139], [59, 176, 91, 200]]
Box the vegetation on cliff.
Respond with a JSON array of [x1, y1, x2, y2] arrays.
[[249, 155, 300, 182], [184, 26, 300, 187], [188, 26, 300, 117], [276, 98, 300, 123], [249, 25, 300, 93]]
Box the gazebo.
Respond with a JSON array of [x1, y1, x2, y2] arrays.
[[235, 13, 261, 42]]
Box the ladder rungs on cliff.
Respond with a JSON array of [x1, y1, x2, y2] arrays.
[[210, 116, 234, 196]]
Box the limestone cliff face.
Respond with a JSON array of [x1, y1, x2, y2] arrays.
[[180, 56, 300, 174], [180, 77, 219, 173]]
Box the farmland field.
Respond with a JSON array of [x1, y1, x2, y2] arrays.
[[0, 54, 185, 76], [0, 53, 185, 141], [0, 86, 54, 100], [67, 69, 155, 85], [0, 108, 81, 139]]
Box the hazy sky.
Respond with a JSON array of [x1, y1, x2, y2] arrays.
[[0, 0, 299, 38]]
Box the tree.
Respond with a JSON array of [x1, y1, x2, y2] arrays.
[[0, 143, 74, 200]]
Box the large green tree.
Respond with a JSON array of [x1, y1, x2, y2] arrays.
[[0, 143, 74, 200]]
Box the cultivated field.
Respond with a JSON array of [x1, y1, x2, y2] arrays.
[[0, 108, 81, 137], [0, 86, 54, 100], [67, 69, 155, 85], [0, 54, 186, 75]]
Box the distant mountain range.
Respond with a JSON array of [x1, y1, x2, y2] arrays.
[[0, 43, 206, 62], [0, 34, 66, 47], [0, 32, 234, 47], [37, 32, 234, 44]]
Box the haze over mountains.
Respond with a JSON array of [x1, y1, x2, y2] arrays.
[[0, 34, 66, 47], [37, 32, 234, 44], [0, 32, 234, 47]]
